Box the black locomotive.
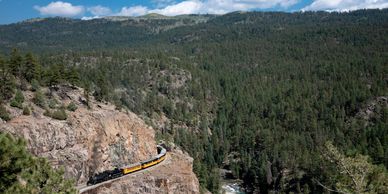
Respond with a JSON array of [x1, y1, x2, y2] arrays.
[[87, 168, 123, 185]]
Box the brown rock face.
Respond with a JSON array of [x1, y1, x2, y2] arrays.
[[0, 86, 156, 184], [85, 149, 200, 194]]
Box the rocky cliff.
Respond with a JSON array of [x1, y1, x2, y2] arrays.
[[0, 85, 199, 193]]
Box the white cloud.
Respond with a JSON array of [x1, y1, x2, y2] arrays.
[[118, 6, 149, 16], [81, 16, 101, 20], [87, 5, 111, 16], [34, 1, 84, 17], [303, 0, 388, 12], [115, 0, 300, 17], [149, 1, 204, 15]]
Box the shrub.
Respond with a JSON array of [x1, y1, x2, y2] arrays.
[[33, 90, 46, 108], [31, 79, 40, 92], [14, 90, 24, 103], [66, 102, 77, 112], [10, 90, 24, 109], [51, 109, 67, 120], [0, 105, 11, 121], [10, 100, 22, 109], [20, 79, 28, 91], [48, 99, 58, 109], [22, 106, 31, 115], [43, 109, 51, 117]]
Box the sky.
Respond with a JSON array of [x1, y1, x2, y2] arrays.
[[0, 0, 387, 24]]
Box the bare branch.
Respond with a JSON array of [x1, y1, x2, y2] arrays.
[[313, 178, 350, 194]]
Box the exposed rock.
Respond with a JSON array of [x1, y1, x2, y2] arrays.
[[0, 85, 156, 184], [354, 96, 388, 127], [84, 149, 200, 194]]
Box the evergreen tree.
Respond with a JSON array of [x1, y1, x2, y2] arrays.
[[24, 53, 38, 82], [0, 132, 76, 193], [9, 48, 23, 77], [66, 66, 80, 86], [0, 54, 15, 100]]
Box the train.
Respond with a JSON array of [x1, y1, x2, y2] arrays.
[[87, 145, 167, 185]]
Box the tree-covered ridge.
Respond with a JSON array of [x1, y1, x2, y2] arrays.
[[0, 9, 387, 53], [0, 9, 387, 193], [0, 14, 215, 52]]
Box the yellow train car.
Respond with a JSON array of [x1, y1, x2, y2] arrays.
[[141, 148, 167, 169], [122, 145, 167, 175], [122, 163, 142, 175], [141, 158, 159, 168], [157, 155, 165, 163]]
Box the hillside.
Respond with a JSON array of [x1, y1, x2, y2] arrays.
[[0, 14, 216, 52], [0, 10, 387, 53], [0, 84, 200, 193], [0, 9, 387, 193]]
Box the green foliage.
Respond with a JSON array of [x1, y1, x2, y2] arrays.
[[66, 66, 80, 85], [9, 48, 22, 77], [0, 54, 15, 101], [0, 104, 11, 121], [24, 53, 38, 82], [22, 106, 31, 115], [50, 109, 68, 120], [48, 98, 58, 109], [33, 90, 46, 108], [0, 132, 32, 192], [14, 89, 24, 103], [322, 142, 388, 194], [10, 90, 24, 109], [10, 100, 22, 109], [31, 79, 40, 91], [1, 48, 82, 93], [0, 132, 76, 193], [67, 102, 78, 112]]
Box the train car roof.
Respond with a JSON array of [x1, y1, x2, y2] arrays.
[[122, 162, 142, 169], [141, 156, 159, 164]]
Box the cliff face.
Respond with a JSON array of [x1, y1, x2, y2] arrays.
[[0, 85, 199, 194], [85, 149, 200, 194], [0, 85, 156, 184]]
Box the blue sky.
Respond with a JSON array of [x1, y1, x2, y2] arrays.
[[0, 0, 387, 24]]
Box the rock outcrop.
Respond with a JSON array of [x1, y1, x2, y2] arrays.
[[0, 85, 199, 194], [0, 86, 156, 184]]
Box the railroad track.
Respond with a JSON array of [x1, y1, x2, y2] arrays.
[[77, 146, 168, 193]]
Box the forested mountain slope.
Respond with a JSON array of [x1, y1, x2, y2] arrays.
[[0, 14, 215, 52], [0, 9, 387, 193]]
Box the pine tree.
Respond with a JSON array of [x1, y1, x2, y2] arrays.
[[0, 54, 15, 100], [66, 66, 80, 85], [9, 48, 23, 77], [23, 53, 37, 82], [0, 132, 76, 193]]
